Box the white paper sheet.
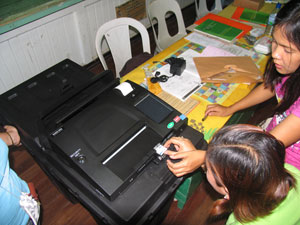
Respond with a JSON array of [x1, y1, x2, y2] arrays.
[[155, 49, 203, 101], [185, 32, 253, 57], [199, 45, 235, 57]]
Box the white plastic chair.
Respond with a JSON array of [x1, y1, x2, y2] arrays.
[[95, 17, 151, 78], [195, 0, 223, 20], [146, 0, 187, 53]]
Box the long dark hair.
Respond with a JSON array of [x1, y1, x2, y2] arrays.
[[264, 0, 300, 113], [207, 124, 296, 223]]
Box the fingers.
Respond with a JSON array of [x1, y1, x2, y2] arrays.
[[164, 137, 196, 152], [4, 125, 14, 131], [206, 104, 219, 109], [4, 125, 21, 146], [165, 151, 194, 177], [166, 159, 188, 177], [205, 104, 231, 117], [166, 150, 206, 177], [164, 149, 176, 156], [164, 136, 185, 147], [205, 104, 221, 116], [166, 158, 195, 177], [163, 138, 199, 177]]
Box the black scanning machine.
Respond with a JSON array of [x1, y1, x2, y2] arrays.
[[0, 59, 206, 225]]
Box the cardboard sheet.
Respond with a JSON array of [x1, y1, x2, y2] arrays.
[[193, 56, 263, 83]]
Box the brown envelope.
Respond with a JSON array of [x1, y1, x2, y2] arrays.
[[193, 56, 263, 83]]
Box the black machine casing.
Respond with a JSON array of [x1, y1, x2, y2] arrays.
[[0, 59, 207, 225]]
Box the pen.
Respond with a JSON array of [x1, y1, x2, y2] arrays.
[[182, 84, 201, 100], [202, 114, 208, 121]]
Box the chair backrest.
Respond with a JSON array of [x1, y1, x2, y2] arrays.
[[195, 0, 223, 20], [147, 0, 187, 52], [95, 17, 151, 78]]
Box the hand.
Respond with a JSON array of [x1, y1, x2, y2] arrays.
[[205, 104, 233, 117], [165, 150, 206, 177], [163, 137, 206, 177], [164, 136, 197, 152], [4, 125, 21, 146]]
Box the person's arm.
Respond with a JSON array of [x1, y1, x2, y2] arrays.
[[0, 125, 21, 146], [205, 83, 276, 117], [163, 137, 206, 177], [270, 114, 300, 147]]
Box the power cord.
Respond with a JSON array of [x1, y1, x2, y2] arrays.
[[150, 57, 186, 83]]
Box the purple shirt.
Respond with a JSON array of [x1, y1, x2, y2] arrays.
[[266, 76, 300, 170]]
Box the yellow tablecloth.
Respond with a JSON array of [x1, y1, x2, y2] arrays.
[[121, 38, 257, 141]]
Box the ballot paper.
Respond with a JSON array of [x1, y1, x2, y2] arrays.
[[156, 49, 203, 101], [185, 32, 252, 57]]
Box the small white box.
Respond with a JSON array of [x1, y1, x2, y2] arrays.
[[254, 36, 272, 55]]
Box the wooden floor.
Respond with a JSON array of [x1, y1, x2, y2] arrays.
[[9, 3, 276, 225]]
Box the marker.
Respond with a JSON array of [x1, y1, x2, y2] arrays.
[[182, 84, 201, 100], [202, 114, 208, 121]]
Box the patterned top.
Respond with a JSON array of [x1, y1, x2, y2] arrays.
[[266, 76, 300, 170]]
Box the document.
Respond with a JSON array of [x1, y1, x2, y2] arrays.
[[155, 49, 203, 101], [199, 45, 234, 57], [194, 19, 243, 42], [185, 32, 252, 57]]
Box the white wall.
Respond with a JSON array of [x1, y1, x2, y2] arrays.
[[0, 0, 193, 94]]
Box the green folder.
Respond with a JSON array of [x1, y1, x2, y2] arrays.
[[194, 19, 243, 42], [240, 8, 269, 24], [240, 9, 269, 25]]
